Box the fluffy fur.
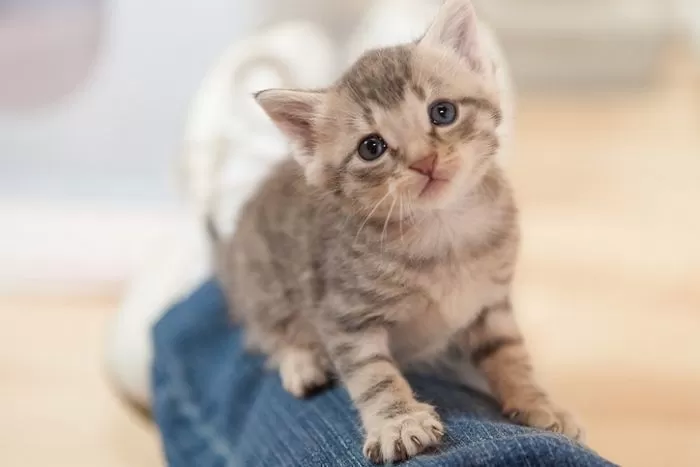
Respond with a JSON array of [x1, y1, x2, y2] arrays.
[[216, 0, 582, 463]]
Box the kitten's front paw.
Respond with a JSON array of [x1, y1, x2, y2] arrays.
[[278, 349, 330, 398], [505, 400, 585, 441], [363, 404, 444, 464]]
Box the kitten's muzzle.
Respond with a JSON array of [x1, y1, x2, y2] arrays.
[[409, 153, 437, 178], [408, 153, 452, 199]]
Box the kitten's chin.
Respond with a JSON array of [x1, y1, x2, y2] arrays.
[[415, 171, 484, 212], [417, 177, 449, 200], [411, 157, 469, 206], [410, 177, 455, 212]]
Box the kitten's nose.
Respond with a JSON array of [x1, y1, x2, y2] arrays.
[[409, 153, 437, 177]]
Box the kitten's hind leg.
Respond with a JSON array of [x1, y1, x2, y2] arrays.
[[456, 297, 585, 441], [277, 347, 332, 398]]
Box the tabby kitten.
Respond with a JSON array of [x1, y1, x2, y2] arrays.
[[216, 0, 583, 462]]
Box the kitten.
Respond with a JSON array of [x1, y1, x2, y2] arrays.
[[215, 0, 583, 463]]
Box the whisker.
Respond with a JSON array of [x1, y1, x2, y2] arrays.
[[407, 199, 421, 226], [354, 190, 391, 245], [398, 195, 405, 244], [381, 196, 397, 253], [341, 198, 364, 229], [403, 198, 417, 226]]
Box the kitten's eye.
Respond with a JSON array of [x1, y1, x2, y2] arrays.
[[429, 100, 457, 126], [357, 134, 387, 161]]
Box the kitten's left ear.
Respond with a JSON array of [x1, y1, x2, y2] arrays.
[[254, 89, 325, 157], [420, 0, 490, 75]]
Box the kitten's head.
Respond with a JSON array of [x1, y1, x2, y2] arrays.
[[256, 0, 502, 215]]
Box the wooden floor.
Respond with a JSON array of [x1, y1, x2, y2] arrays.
[[1, 49, 699, 466]]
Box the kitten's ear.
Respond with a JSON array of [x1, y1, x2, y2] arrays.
[[254, 89, 325, 156], [420, 0, 489, 75]]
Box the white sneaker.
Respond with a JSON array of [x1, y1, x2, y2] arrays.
[[105, 22, 335, 410]]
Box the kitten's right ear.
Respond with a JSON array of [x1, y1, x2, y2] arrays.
[[254, 89, 325, 156]]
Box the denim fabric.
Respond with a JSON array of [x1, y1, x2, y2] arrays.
[[153, 280, 615, 467]]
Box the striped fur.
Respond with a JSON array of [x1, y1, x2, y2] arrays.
[[215, 1, 582, 463], [455, 298, 584, 440]]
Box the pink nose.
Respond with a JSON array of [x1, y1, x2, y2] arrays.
[[409, 153, 437, 177]]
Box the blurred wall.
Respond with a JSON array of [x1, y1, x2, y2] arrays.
[[0, 0, 263, 291], [476, 0, 672, 89], [0, 0, 260, 205], [678, 0, 700, 53]]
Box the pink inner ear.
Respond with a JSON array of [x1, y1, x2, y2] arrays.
[[256, 90, 321, 154], [277, 111, 315, 153], [421, 0, 487, 75]]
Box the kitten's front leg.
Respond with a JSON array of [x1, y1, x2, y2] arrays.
[[326, 326, 443, 463], [459, 297, 584, 441]]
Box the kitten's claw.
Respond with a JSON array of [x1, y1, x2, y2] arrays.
[[363, 404, 443, 464], [410, 435, 422, 449], [278, 349, 330, 398], [365, 443, 382, 464], [393, 439, 408, 461], [505, 401, 585, 442]]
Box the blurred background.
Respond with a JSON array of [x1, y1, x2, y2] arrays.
[[1, 0, 698, 466]]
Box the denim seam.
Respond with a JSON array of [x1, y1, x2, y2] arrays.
[[463, 431, 604, 459], [158, 408, 188, 467], [161, 352, 241, 467]]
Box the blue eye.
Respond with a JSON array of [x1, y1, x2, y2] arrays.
[[358, 134, 387, 161], [429, 100, 457, 126]]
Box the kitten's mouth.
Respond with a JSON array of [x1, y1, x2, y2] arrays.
[[418, 176, 449, 198]]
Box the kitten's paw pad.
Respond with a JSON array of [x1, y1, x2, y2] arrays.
[[363, 405, 443, 464], [279, 350, 330, 398], [506, 402, 585, 441]]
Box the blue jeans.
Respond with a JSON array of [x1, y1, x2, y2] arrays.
[[152, 280, 615, 467]]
